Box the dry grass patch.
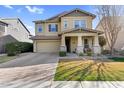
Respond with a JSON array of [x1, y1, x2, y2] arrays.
[[0, 56, 17, 64], [54, 60, 124, 81]]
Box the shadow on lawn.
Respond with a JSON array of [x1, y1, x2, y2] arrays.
[[54, 60, 124, 87], [54, 60, 124, 81]]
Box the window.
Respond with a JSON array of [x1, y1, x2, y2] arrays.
[[37, 25, 42, 32], [0, 25, 5, 32], [74, 20, 86, 28], [49, 24, 58, 32], [63, 20, 67, 29]]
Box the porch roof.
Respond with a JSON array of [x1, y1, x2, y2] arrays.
[[30, 35, 61, 40], [59, 28, 103, 35]]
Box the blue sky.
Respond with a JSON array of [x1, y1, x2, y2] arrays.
[[0, 5, 99, 35]]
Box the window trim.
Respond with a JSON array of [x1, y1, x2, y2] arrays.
[[63, 20, 68, 29], [48, 23, 58, 32], [37, 24, 43, 32], [73, 19, 87, 29]]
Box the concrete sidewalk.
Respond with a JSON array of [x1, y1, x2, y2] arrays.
[[51, 81, 124, 88]]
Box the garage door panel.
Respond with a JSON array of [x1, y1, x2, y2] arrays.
[[36, 40, 60, 53]]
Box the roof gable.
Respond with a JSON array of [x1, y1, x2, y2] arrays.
[[46, 8, 96, 21], [60, 9, 96, 18], [33, 8, 96, 23]]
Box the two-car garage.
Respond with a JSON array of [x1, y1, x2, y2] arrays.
[[32, 36, 61, 53], [36, 40, 60, 53]]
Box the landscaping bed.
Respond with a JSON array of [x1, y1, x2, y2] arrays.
[[54, 59, 124, 81]]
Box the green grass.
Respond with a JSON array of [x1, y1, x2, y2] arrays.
[[109, 57, 124, 62], [54, 60, 124, 81], [0, 55, 17, 63]]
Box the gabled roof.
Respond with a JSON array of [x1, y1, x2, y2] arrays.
[[33, 8, 96, 23], [1, 18, 31, 35], [30, 35, 61, 40], [59, 28, 103, 35]]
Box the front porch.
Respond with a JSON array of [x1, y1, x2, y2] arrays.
[[60, 29, 101, 55]]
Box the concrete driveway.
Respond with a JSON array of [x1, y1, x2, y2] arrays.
[[0, 53, 59, 68], [0, 53, 59, 88]]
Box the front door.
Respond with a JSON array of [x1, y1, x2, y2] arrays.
[[65, 37, 70, 53], [84, 39, 89, 48]]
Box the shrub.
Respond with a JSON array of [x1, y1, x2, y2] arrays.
[[5, 42, 20, 56], [79, 52, 83, 56], [19, 42, 33, 53], [102, 50, 111, 55], [59, 51, 66, 57], [5, 42, 33, 56], [99, 36, 106, 49], [86, 48, 92, 56], [87, 52, 92, 56]]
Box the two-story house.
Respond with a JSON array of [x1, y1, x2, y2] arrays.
[[31, 8, 102, 54], [0, 18, 32, 53]]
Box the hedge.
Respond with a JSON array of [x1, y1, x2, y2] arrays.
[[59, 51, 66, 57], [5, 42, 33, 56]]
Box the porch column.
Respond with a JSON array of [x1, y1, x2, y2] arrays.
[[33, 41, 37, 52], [93, 35, 101, 54], [60, 35, 66, 52], [76, 36, 84, 54]]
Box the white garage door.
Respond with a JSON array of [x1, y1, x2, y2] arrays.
[[36, 40, 60, 53]]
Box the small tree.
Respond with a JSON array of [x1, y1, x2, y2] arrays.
[[99, 36, 106, 51], [96, 5, 124, 55]]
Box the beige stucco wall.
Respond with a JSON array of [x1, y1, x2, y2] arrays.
[[35, 16, 93, 36], [34, 40, 60, 53], [61, 16, 92, 31], [35, 22, 60, 36]]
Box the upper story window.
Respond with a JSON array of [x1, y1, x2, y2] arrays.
[[37, 24, 42, 32], [49, 24, 58, 32], [63, 20, 67, 29], [74, 20, 86, 29]]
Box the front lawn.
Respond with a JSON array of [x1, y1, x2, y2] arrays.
[[54, 60, 124, 81], [0, 55, 17, 64]]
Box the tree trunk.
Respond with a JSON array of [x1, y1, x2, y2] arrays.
[[110, 47, 114, 56]]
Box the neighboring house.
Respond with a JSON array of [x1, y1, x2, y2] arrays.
[[96, 17, 124, 51], [0, 20, 8, 37], [31, 8, 102, 54], [0, 18, 32, 53]]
